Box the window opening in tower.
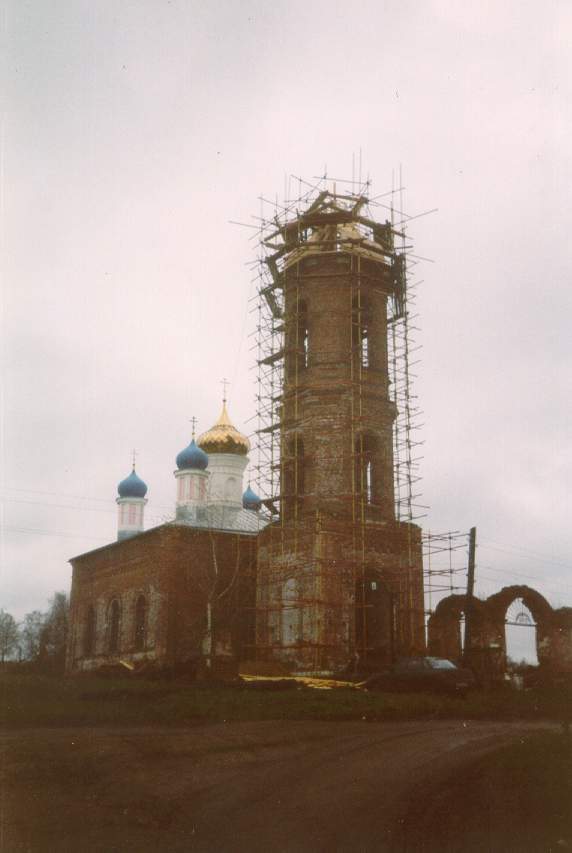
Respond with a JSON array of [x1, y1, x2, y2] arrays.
[[361, 329, 369, 369], [297, 300, 308, 371], [366, 459, 373, 505], [356, 434, 378, 508]]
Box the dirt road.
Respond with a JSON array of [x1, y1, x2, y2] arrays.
[[1, 720, 555, 852]]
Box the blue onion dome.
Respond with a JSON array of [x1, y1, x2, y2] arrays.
[[117, 468, 148, 498], [242, 484, 262, 511], [176, 438, 209, 471]]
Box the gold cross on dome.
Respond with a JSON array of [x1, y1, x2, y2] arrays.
[[132, 448, 137, 470], [221, 377, 229, 403], [189, 416, 198, 439]]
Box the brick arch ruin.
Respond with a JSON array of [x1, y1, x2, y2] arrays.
[[427, 594, 487, 662], [427, 585, 572, 685]]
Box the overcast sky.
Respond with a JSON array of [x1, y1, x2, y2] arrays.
[[1, 1, 570, 660]]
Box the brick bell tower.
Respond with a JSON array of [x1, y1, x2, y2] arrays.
[[255, 188, 425, 675]]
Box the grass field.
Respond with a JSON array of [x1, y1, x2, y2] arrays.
[[2, 671, 571, 728]]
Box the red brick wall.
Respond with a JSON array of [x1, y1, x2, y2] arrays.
[[67, 525, 257, 673], [256, 517, 424, 673], [281, 253, 396, 522]]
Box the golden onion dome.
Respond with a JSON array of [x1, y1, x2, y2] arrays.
[[197, 402, 250, 456]]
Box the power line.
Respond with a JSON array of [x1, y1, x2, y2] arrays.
[[3, 525, 109, 542], [479, 540, 572, 571], [477, 565, 570, 593], [2, 498, 116, 514], [2, 486, 114, 504], [1, 492, 174, 514], [478, 562, 557, 585]]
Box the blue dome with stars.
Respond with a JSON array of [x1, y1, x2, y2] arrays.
[[117, 469, 148, 499], [176, 439, 209, 471], [242, 484, 261, 511]]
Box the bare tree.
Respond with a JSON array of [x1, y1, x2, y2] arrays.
[[182, 527, 242, 673], [21, 610, 45, 661], [0, 610, 19, 662], [40, 593, 69, 672], [204, 531, 242, 670]]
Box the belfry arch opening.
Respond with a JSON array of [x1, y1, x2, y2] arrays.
[[283, 435, 305, 516], [352, 295, 371, 371], [355, 433, 379, 507], [505, 598, 538, 666], [297, 300, 308, 372], [285, 298, 308, 381]]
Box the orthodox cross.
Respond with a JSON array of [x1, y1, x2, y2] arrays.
[[132, 448, 137, 470], [221, 377, 229, 403], [189, 416, 198, 439]]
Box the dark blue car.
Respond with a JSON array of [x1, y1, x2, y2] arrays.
[[362, 657, 476, 696]]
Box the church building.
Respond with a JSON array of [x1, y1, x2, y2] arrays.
[[66, 186, 426, 677], [66, 403, 265, 676]]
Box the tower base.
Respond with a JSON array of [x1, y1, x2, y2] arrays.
[[255, 515, 425, 676]]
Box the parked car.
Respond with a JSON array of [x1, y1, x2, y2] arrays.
[[362, 657, 476, 696]]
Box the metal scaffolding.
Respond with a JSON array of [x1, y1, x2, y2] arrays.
[[244, 174, 429, 668], [250, 174, 425, 520]]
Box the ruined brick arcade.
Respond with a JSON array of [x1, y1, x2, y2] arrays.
[[427, 585, 572, 684]]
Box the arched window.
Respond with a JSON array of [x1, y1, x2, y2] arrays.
[[224, 476, 237, 501], [365, 459, 373, 504], [361, 328, 369, 368], [352, 296, 370, 370], [285, 299, 309, 381], [294, 436, 305, 497], [281, 578, 297, 646], [298, 300, 309, 370], [284, 436, 305, 497], [134, 595, 147, 651], [355, 433, 378, 505], [109, 599, 121, 653], [283, 435, 305, 518], [84, 605, 96, 657], [286, 298, 308, 379]]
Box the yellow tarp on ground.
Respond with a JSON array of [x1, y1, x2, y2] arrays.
[[239, 674, 360, 690]]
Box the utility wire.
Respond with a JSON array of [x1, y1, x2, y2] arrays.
[[3, 525, 109, 542], [480, 540, 572, 570], [1, 493, 174, 513]]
